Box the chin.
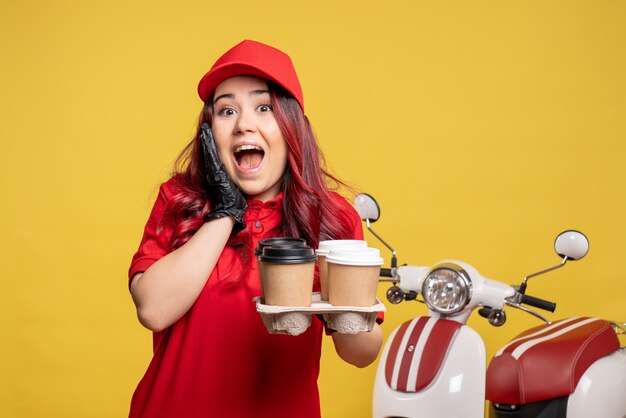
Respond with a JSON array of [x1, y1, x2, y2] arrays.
[[240, 183, 281, 202], [238, 184, 262, 197]]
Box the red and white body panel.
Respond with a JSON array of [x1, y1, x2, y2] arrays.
[[373, 317, 485, 418], [567, 348, 626, 418]]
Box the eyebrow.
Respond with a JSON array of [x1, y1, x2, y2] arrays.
[[213, 89, 270, 105]]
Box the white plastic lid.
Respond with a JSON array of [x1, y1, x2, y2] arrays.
[[315, 239, 368, 256], [325, 247, 384, 266]]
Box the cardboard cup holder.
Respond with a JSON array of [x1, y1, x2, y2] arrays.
[[254, 292, 386, 336]]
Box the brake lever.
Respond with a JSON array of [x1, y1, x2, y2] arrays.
[[504, 297, 552, 325]]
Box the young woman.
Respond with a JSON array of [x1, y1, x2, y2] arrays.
[[128, 40, 383, 418]]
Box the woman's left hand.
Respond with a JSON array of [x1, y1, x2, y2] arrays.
[[331, 323, 383, 368]]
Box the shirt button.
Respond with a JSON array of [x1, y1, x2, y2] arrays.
[[255, 221, 262, 228]]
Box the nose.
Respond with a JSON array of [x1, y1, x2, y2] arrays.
[[234, 109, 256, 135]]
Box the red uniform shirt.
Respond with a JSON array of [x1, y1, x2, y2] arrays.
[[128, 178, 365, 418]]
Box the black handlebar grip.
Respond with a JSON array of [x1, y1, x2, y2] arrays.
[[478, 307, 492, 318], [404, 291, 418, 301], [521, 294, 557, 312], [380, 268, 393, 277]]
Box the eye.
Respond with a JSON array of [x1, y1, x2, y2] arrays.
[[257, 103, 273, 112], [217, 107, 236, 117]]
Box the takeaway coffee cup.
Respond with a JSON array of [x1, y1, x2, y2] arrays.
[[256, 238, 308, 297], [316, 240, 368, 301], [259, 246, 317, 307], [326, 247, 384, 307]]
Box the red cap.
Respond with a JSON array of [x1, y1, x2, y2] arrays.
[[197, 40, 304, 111]]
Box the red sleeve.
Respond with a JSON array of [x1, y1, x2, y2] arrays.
[[128, 181, 175, 285]]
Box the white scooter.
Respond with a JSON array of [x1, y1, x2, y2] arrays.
[[353, 193, 626, 418]]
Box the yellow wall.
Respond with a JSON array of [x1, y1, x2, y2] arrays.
[[1, 1, 625, 416]]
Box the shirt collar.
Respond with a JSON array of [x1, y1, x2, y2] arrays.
[[244, 192, 284, 224], [246, 192, 284, 209]]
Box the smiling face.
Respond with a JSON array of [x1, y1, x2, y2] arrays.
[[210, 76, 289, 202]]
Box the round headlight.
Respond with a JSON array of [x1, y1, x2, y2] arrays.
[[422, 264, 471, 314]]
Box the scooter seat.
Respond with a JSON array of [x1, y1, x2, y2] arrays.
[[486, 317, 619, 405]]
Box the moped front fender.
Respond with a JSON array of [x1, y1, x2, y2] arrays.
[[373, 317, 485, 418]]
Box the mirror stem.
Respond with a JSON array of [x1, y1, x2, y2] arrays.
[[519, 256, 569, 294], [366, 219, 397, 268]]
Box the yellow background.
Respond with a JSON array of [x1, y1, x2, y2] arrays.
[[1, 0, 625, 417]]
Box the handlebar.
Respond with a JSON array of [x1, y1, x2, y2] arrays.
[[520, 294, 557, 313], [380, 268, 393, 277], [377, 264, 557, 317]]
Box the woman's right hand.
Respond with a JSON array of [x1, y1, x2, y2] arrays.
[[200, 123, 248, 232]]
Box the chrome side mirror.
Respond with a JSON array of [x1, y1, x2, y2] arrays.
[[519, 230, 590, 294], [555, 230, 589, 261], [354, 193, 380, 223]]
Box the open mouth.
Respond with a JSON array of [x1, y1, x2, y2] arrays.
[[234, 144, 265, 170]]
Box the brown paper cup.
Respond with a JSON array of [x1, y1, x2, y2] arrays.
[[260, 261, 315, 307], [316, 240, 368, 301], [327, 263, 380, 307], [258, 260, 267, 297], [318, 255, 329, 300]]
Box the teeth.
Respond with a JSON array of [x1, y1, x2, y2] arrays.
[[235, 144, 261, 153]]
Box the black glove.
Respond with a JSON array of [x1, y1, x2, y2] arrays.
[[200, 123, 248, 232]]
